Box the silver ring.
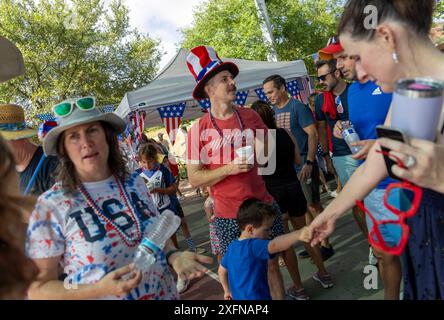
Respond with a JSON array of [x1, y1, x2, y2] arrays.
[[405, 155, 416, 168]]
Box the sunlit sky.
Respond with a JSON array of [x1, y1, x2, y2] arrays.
[[104, 0, 206, 70]]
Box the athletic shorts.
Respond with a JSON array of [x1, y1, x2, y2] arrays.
[[266, 182, 307, 218], [332, 154, 360, 186], [297, 160, 321, 206]]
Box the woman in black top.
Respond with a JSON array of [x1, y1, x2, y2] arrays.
[[251, 100, 333, 299]]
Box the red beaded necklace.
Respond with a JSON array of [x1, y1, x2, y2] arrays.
[[79, 175, 142, 247]]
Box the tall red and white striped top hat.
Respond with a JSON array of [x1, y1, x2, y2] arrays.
[[186, 46, 239, 100]]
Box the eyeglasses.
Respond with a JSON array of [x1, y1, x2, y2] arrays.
[[356, 150, 423, 256], [52, 97, 95, 118], [317, 70, 336, 82]]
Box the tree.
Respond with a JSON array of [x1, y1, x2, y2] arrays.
[[0, 0, 161, 121], [181, 0, 342, 74], [436, 0, 444, 21]]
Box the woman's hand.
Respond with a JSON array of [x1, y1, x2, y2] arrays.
[[169, 251, 213, 281], [224, 292, 233, 300], [307, 213, 337, 247], [379, 137, 444, 193], [351, 140, 375, 160], [97, 264, 142, 297]]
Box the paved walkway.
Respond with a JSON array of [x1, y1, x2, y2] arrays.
[[174, 180, 385, 300]]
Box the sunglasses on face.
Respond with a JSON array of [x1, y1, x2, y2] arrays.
[[317, 70, 336, 82], [356, 150, 423, 256], [52, 97, 95, 118]]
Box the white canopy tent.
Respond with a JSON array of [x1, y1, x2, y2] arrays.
[[115, 48, 310, 128]]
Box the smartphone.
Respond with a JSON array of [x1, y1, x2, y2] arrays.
[[376, 125, 409, 180]]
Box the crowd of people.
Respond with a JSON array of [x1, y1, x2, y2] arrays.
[[1, 0, 443, 301]]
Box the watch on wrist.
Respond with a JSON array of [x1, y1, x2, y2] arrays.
[[305, 159, 314, 166], [165, 249, 180, 267]]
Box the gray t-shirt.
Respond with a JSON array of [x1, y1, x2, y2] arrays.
[[273, 98, 315, 158]]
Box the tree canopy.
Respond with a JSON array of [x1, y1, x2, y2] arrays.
[[0, 0, 161, 120], [181, 0, 343, 74]]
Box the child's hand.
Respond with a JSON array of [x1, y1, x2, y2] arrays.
[[299, 226, 311, 243], [224, 293, 232, 300], [151, 188, 163, 194]]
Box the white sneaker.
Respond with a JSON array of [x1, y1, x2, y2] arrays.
[[369, 247, 378, 266], [176, 278, 190, 294]]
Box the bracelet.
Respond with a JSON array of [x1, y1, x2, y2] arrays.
[[165, 249, 180, 267]]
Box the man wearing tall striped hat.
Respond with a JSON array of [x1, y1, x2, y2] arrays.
[[186, 45, 287, 299]]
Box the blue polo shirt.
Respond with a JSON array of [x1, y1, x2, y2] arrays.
[[348, 81, 393, 189]]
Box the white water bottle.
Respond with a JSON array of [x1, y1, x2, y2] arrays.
[[341, 122, 363, 154], [133, 210, 181, 271]]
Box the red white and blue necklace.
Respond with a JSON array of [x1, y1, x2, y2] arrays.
[[79, 175, 142, 247]]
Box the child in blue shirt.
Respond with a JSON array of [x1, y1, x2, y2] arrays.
[[219, 198, 310, 300]]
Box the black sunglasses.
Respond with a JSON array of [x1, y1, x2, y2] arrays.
[[317, 69, 336, 82]]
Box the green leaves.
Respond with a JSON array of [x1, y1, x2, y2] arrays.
[[181, 0, 342, 74], [0, 0, 161, 122]]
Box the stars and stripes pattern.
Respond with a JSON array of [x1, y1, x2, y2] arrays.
[[36, 113, 56, 122], [157, 103, 186, 145], [198, 98, 211, 112], [287, 80, 304, 103], [102, 105, 115, 113], [254, 88, 269, 102], [303, 75, 313, 96], [235, 90, 249, 107]]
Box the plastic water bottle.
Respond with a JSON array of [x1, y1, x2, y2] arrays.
[[341, 122, 363, 154], [133, 210, 181, 271]]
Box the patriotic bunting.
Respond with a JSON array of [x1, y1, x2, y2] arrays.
[[157, 103, 186, 145]]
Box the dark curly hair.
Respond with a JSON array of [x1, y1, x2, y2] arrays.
[[0, 136, 38, 299], [56, 121, 129, 194]]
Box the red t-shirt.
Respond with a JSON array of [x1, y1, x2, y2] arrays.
[[187, 106, 273, 219]]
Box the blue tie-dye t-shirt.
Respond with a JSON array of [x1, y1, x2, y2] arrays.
[[26, 173, 178, 300]]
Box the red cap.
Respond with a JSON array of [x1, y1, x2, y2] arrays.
[[318, 36, 343, 60]]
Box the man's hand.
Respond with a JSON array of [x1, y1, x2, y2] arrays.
[[299, 164, 313, 182], [226, 156, 253, 176]]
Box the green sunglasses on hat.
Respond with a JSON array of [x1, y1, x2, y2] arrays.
[[52, 97, 96, 118], [43, 96, 126, 156]]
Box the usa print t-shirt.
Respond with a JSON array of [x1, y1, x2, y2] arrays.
[[26, 173, 178, 300]]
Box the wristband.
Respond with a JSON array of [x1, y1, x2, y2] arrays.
[[165, 249, 180, 267]]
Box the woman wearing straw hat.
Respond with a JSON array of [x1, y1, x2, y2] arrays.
[[26, 97, 212, 299]]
